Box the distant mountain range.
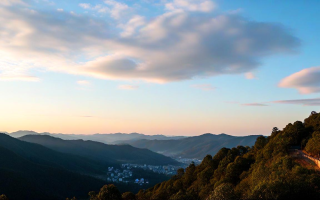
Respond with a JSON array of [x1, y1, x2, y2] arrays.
[[20, 135, 179, 166], [9, 131, 261, 160], [0, 131, 263, 199], [9, 130, 186, 144], [118, 133, 262, 159], [0, 133, 178, 199]]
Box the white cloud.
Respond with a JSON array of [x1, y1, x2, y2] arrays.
[[78, 1, 128, 18], [81, 12, 299, 82], [93, 4, 109, 13], [118, 84, 139, 90], [119, 15, 146, 37], [57, 8, 63, 12], [192, 84, 215, 91], [0, 1, 300, 83], [79, 3, 91, 9], [165, 0, 216, 12], [279, 67, 320, 94], [104, 0, 129, 19]]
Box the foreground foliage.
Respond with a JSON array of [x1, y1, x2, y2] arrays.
[[90, 112, 320, 200]]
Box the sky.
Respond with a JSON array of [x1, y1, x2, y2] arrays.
[[1, 0, 320, 136]]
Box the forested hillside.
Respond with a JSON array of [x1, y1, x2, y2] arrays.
[[0, 135, 106, 200], [87, 112, 320, 200], [0, 134, 110, 174]]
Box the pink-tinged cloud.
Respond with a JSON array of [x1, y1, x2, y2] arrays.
[[118, 84, 139, 90], [242, 103, 268, 106], [272, 98, 320, 106], [279, 67, 320, 94], [0, 0, 25, 6], [245, 72, 256, 80], [192, 84, 216, 91]]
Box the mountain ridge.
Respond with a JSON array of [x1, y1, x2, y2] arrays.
[[19, 134, 180, 166], [0, 133, 110, 174], [118, 133, 262, 159], [9, 130, 186, 144]]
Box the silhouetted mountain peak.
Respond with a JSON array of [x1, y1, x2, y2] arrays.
[[9, 130, 39, 138]]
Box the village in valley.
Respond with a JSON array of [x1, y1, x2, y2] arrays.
[[103, 157, 203, 185], [105, 164, 184, 185]]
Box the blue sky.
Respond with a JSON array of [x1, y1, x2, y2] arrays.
[[0, 0, 320, 136]]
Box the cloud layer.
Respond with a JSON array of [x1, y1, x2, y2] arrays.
[[0, 0, 300, 83], [165, 0, 216, 12], [241, 98, 320, 107], [279, 67, 320, 94], [273, 98, 320, 106]]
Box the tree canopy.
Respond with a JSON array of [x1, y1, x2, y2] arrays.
[[88, 112, 320, 200]]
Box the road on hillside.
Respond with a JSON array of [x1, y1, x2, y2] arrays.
[[290, 150, 320, 171]]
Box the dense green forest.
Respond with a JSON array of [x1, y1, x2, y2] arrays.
[[84, 112, 320, 200]]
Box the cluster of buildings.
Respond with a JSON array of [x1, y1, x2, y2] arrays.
[[134, 178, 149, 185], [104, 159, 201, 184], [105, 166, 151, 185], [106, 166, 132, 183], [121, 163, 182, 175], [174, 157, 202, 165]]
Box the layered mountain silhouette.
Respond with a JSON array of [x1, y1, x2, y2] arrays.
[[19, 135, 180, 165], [10, 130, 185, 144], [118, 133, 261, 159], [0, 133, 179, 199], [0, 133, 109, 174]]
